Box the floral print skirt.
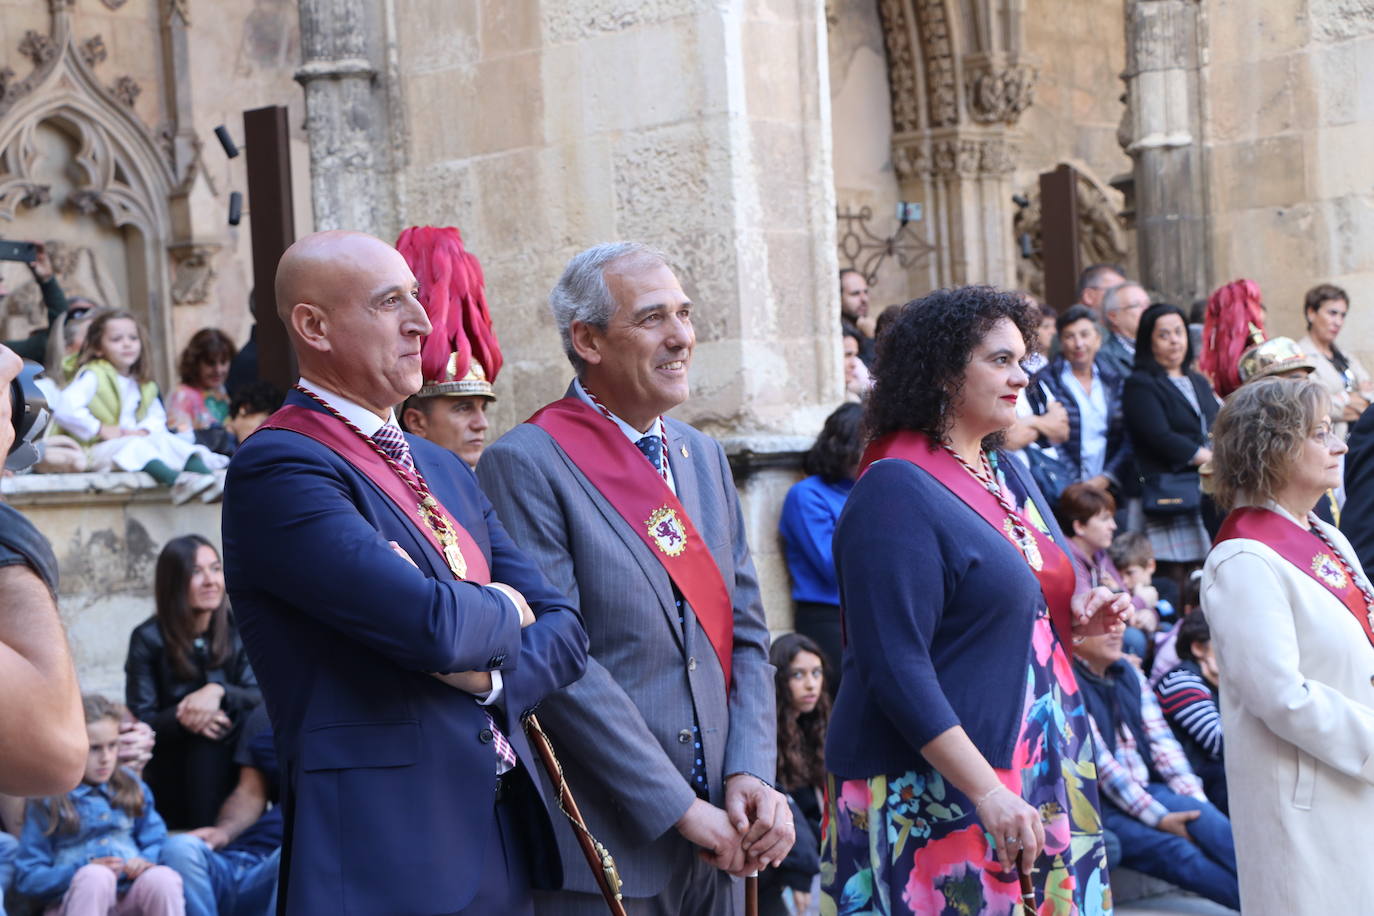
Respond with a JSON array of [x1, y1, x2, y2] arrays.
[[820, 615, 1112, 915]]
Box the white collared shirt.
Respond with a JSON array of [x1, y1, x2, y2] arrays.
[[1059, 362, 1108, 478], [297, 377, 507, 708], [572, 377, 677, 495]]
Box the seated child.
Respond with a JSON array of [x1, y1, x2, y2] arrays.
[[15, 694, 184, 915], [52, 310, 225, 504]]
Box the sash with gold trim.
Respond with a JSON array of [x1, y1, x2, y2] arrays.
[[860, 430, 1077, 647], [527, 397, 735, 690], [1214, 506, 1374, 648], [260, 405, 492, 584]]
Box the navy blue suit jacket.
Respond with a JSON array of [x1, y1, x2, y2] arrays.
[[222, 391, 588, 915]]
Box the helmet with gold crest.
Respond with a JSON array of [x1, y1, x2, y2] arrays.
[[394, 225, 502, 401]]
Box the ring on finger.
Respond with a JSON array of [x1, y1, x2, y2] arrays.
[[1004, 835, 1020, 845]]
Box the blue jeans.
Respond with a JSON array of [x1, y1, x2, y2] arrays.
[[1102, 783, 1239, 910], [159, 834, 279, 916], [0, 830, 16, 916]]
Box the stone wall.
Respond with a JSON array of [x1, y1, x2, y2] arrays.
[[386, 0, 842, 631], [1200, 0, 1374, 365]]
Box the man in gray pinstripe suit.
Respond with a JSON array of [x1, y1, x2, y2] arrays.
[[477, 242, 792, 914]]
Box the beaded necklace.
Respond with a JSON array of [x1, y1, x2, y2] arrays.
[[1307, 513, 1374, 632], [293, 384, 469, 579], [940, 439, 1043, 571]]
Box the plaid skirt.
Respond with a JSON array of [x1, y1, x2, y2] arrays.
[[1144, 510, 1209, 562]]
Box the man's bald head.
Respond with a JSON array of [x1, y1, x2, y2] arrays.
[[274, 231, 402, 328], [272, 230, 431, 417]]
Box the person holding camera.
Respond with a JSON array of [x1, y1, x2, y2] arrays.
[[0, 342, 86, 796], [1, 242, 69, 365]]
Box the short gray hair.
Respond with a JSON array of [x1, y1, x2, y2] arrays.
[[1102, 282, 1145, 314], [549, 242, 670, 372]]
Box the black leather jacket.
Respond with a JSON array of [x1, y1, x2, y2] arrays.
[[124, 615, 261, 735]]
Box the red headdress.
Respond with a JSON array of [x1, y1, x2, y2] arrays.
[[1200, 278, 1266, 398], [394, 226, 502, 399]]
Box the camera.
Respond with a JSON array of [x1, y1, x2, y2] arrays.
[[7, 361, 51, 471]]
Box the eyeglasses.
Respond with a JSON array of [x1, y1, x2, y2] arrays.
[[1310, 426, 1341, 448]]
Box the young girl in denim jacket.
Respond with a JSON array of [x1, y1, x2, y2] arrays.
[[14, 695, 184, 915]]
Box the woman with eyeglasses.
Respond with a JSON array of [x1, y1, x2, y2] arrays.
[[1202, 377, 1374, 915]]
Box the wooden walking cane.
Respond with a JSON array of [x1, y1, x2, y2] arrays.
[[745, 872, 759, 916], [523, 714, 629, 916]]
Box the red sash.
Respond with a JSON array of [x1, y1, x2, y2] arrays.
[[528, 397, 735, 690], [860, 430, 1077, 647], [261, 405, 491, 584], [1214, 506, 1374, 647]]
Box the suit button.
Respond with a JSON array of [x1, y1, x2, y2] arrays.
[[479, 728, 493, 744], [487, 655, 502, 667], [688, 656, 697, 671], [678, 729, 692, 744]]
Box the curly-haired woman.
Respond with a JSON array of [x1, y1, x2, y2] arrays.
[[1203, 377, 1374, 914], [820, 288, 1129, 914]]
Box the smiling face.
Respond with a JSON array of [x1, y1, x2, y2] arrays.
[[198, 356, 231, 391], [186, 543, 225, 615], [99, 318, 142, 375], [1059, 317, 1101, 372], [1150, 312, 1189, 374], [84, 717, 120, 786], [574, 261, 694, 432], [949, 317, 1029, 441], [786, 649, 825, 715], [1306, 298, 1347, 347]]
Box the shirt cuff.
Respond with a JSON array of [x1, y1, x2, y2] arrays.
[[476, 670, 503, 707], [1139, 799, 1169, 828]]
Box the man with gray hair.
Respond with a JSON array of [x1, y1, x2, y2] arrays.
[[478, 242, 792, 914], [1099, 281, 1150, 379]]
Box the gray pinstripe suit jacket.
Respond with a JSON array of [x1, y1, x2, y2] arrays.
[[476, 390, 776, 898]]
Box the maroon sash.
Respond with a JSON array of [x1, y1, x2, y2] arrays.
[[860, 430, 1077, 647], [261, 405, 491, 584], [1214, 506, 1374, 648], [528, 397, 735, 690]]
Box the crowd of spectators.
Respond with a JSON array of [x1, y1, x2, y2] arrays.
[[778, 263, 1374, 913], [0, 534, 272, 916], [1, 245, 281, 501]]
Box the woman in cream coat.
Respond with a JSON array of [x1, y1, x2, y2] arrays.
[[1202, 377, 1374, 915]]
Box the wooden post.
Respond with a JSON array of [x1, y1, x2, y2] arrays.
[[1039, 164, 1081, 310], [243, 105, 297, 391]]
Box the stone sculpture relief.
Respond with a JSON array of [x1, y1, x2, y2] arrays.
[[1012, 167, 1129, 298]]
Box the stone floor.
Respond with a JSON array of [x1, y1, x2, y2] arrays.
[[1116, 893, 1238, 915]]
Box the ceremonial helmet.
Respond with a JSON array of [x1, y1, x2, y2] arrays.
[[1237, 337, 1317, 384], [1199, 278, 1266, 398], [394, 226, 501, 401]]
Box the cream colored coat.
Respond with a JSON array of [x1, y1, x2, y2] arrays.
[[1202, 504, 1374, 916]]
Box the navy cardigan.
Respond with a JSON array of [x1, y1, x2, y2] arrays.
[[825, 452, 1075, 778]]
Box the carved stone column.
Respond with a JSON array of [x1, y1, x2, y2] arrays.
[[1121, 0, 1208, 305], [295, 0, 397, 235], [881, 0, 1035, 291]]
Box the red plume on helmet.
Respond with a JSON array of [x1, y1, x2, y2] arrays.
[[1200, 278, 1266, 398], [394, 226, 503, 386]]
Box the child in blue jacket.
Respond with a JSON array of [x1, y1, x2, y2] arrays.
[[15, 695, 183, 914]]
